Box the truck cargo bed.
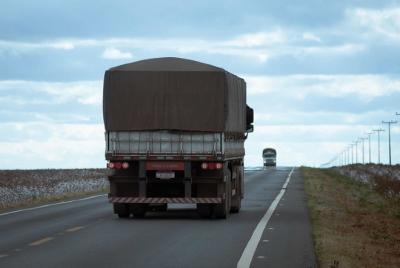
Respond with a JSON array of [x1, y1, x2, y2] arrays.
[[105, 131, 244, 160]]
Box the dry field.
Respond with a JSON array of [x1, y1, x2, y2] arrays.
[[302, 167, 400, 268], [0, 169, 108, 211]]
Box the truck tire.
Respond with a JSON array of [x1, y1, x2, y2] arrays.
[[114, 203, 130, 218], [130, 204, 147, 218], [231, 166, 242, 213], [197, 204, 213, 218], [214, 170, 231, 219]]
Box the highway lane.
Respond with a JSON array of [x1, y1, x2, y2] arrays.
[[0, 167, 316, 268]]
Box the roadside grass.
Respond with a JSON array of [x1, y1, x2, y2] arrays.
[[302, 167, 400, 268]]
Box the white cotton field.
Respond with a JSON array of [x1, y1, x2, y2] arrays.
[[0, 169, 108, 209], [337, 164, 400, 183], [336, 164, 400, 199]]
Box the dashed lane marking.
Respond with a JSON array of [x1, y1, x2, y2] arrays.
[[29, 237, 54, 246], [0, 254, 8, 258], [66, 226, 85, 233], [237, 167, 295, 268]]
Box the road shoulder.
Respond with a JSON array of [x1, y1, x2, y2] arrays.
[[251, 168, 317, 268]]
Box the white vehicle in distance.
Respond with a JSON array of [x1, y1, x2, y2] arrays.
[[263, 148, 276, 167]]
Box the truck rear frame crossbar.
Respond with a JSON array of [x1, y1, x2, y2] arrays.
[[108, 197, 223, 204]]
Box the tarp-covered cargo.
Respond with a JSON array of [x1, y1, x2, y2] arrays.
[[103, 57, 247, 134]]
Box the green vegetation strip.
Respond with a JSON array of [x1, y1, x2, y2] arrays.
[[302, 167, 400, 268]]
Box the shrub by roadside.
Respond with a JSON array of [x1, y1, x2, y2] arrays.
[[0, 169, 109, 212], [302, 167, 400, 268]]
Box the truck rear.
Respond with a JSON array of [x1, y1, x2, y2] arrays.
[[103, 57, 253, 218]]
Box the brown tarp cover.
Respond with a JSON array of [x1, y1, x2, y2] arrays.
[[103, 57, 246, 133]]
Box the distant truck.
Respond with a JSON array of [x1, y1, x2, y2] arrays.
[[103, 57, 254, 219], [263, 148, 277, 167]]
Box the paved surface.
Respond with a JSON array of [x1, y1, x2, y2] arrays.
[[0, 167, 316, 268]]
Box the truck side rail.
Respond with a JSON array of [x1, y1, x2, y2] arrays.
[[105, 131, 244, 159]]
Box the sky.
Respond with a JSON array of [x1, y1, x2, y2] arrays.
[[1, 0, 400, 169]]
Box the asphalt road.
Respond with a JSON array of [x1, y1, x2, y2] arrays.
[[0, 167, 316, 268]]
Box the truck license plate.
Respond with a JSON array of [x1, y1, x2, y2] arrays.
[[156, 171, 175, 179]]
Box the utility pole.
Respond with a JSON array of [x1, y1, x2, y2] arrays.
[[360, 138, 366, 165], [351, 144, 354, 164], [347, 146, 351, 165], [373, 129, 384, 164], [359, 137, 367, 164], [382, 120, 397, 165], [365, 132, 372, 163], [354, 140, 359, 164]]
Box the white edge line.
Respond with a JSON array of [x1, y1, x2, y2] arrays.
[[0, 194, 107, 217], [237, 167, 295, 268]]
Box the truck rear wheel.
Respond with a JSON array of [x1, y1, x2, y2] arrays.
[[214, 171, 231, 219], [114, 203, 130, 218], [230, 166, 242, 213], [130, 204, 147, 218]]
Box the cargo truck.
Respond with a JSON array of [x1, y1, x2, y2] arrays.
[[263, 148, 277, 167], [103, 57, 253, 219]]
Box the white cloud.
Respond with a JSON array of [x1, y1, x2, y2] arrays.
[[350, 7, 400, 41], [299, 43, 365, 55], [225, 30, 287, 47], [0, 80, 102, 105], [0, 29, 365, 64], [302, 32, 322, 43], [0, 123, 105, 169], [102, 47, 133, 60], [244, 74, 400, 101], [254, 110, 394, 125]]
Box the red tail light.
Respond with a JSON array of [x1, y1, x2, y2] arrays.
[[201, 162, 223, 170], [201, 163, 208, 170], [107, 162, 115, 169], [122, 162, 129, 169], [208, 163, 216, 170], [114, 162, 122, 169], [108, 161, 129, 169]]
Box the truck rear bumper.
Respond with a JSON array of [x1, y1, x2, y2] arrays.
[[109, 196, 222, 204]]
